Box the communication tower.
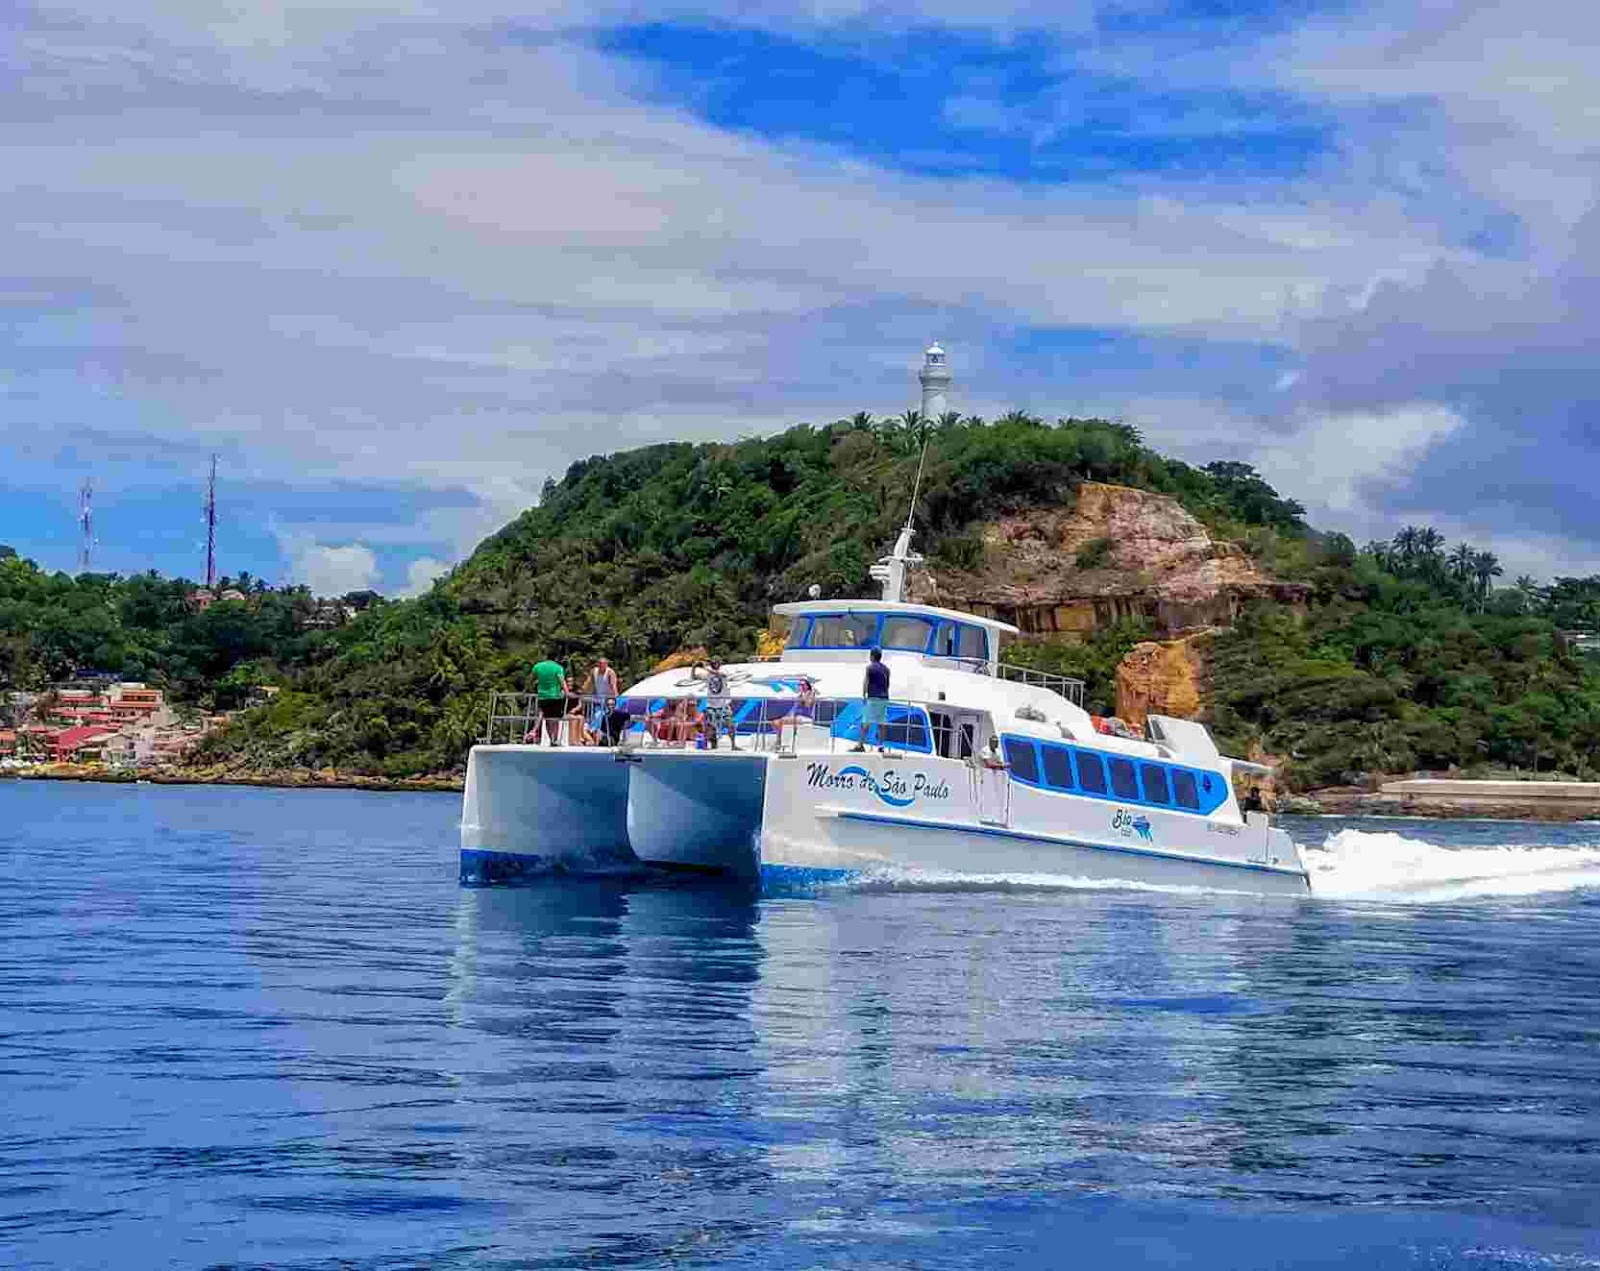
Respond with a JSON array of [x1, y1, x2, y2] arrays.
[[77, 479, 94, 574], [203, 454, 218, 589]]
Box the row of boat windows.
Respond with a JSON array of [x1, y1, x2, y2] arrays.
[[785, 613, 991, 661], [1002, 735, 1230, 815], [619, 696, 933, 751]]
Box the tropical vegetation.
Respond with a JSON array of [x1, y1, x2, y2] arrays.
[[4, 411, 1600, 787]]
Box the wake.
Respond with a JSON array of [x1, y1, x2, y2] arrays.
[[1304, 828, 1600, 902]]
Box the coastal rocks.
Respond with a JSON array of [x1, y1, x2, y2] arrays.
[[928, 481, 1307, 637], [1114, 634, 1210, 730]]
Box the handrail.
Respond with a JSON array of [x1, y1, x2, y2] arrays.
[[479, 690, 940, 756]]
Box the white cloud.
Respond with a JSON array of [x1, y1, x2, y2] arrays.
[[402, 555, 451, 596], [290, 542, 380, 596]]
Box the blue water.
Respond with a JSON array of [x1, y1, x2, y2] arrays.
[[5, 783, 1600, 1268]]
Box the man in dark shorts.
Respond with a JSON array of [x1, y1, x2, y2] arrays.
[[531, 656, 568, 745], [853, 647, 890, 753]]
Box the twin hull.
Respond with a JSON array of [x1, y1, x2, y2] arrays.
[[460, 745, 1309, 896]]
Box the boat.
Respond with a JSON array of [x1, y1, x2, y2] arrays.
[[459, 522, 1311, 897]]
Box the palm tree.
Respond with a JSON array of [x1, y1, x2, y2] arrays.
[[1472, 550, 1503, 607], [1448, 542, 1476, 584], [962, 414, 986, 428], [936, 410, 963, 432], [846, 411, 874, 432], [898, 409, 930, 455], [1392, 526, 1422, 567], [995, 409, 1042, 428]]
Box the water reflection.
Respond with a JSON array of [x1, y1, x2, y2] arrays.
[[447, 880, 770, 1265]]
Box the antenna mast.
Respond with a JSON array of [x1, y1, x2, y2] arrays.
[[77, 479, 94, 574], [203, 454, 217, 589]]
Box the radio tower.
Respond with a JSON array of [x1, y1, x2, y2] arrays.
[[77, 479, 94, 574], [203, 454, 218, 589]]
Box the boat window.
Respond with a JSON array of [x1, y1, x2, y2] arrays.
[[1108, 757, 1139, 800], [813, 698, 842, 726], [1004, 737, 1040, 784], [880, 615, 935, 651], [933, 621, 990, 662], [1171, 769, 1200, 810], [884, 706, 931, 751], [783, 618, 811, 651], [1141, 763, 1170, 805], [1075, 750, 1107, 794], [1041, 744, 1075, 790], [806, 613, 879, 648]]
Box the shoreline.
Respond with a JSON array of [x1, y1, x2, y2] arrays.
[[10, 765, 1600, 821], [8, 764, 464, 794]]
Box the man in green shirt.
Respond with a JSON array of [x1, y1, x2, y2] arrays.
[[531, 657, 568, 745]]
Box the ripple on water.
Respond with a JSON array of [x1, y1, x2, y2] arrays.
[[2, 785, 1600, 1268]]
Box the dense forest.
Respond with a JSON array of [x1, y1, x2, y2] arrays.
[[5, 411, 1600, 788]]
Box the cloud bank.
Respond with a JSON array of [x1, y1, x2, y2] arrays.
[[2, 0, 1598, 587]]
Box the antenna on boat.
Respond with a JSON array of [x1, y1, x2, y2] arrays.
[[869, 428, 932, 604]]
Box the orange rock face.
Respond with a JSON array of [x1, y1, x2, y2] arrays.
[[924, 481, 1306, 636], [1114, 634, 1210, 731]]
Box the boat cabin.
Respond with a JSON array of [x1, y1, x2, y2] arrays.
[[771, 600, 1017, 674]]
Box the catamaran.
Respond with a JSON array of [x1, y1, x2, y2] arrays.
[[460, 519, 1311, 897]]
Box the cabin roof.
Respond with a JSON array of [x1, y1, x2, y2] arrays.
[[770, 598, 1019, 636]]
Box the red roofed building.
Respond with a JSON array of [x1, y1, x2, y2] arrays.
[[52, 725, 118, 762]]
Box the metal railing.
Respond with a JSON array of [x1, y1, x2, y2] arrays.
[[933, 658, 1085, 706], [480, 691, 941, 757]]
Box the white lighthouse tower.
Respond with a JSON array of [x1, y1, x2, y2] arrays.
[[918, 341, 951, 418]]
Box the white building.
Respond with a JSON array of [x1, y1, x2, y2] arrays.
[[918, 342, 951, 418]]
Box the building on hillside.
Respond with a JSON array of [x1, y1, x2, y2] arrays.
[[51, 725, 118, 762]]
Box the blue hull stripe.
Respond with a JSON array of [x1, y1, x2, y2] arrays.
[[832, 810, 1308, 882]]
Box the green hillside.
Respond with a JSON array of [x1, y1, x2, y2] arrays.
[[6, 413, 1600, 788]]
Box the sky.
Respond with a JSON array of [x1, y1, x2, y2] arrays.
[[4, 0, 1600, 594]]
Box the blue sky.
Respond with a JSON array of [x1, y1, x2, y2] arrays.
[[4, 1, 1600, 592]]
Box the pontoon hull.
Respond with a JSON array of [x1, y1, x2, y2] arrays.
[[459, 745, 1309, 896]]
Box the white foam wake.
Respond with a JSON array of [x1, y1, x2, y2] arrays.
[[1305, 828, 1600, 902]]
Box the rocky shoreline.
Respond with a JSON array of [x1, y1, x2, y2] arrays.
[[11, 764, 1600, 821], [10, 763, 464, 794]]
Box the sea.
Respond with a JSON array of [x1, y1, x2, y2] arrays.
[[3, 780, 1600, 1270]]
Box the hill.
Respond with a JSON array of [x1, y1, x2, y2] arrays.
[[7, 413, 1600, 789]]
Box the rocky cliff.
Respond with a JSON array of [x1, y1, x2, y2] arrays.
[[917, 482, 1306, 637], [1114, 634, 1210, 730]]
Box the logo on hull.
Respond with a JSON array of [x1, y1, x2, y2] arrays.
[[807, 762, 951, 808], [1112, 808, 1154, 843]]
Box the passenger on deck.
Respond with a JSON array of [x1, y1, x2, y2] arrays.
[[777, 678, 817, 749], [649, 698, 695, 746], [691, 658, 738, 751], [852, 648, 890, 754], [529, 655, 568, 745], [980, 735, 1009, 770], [565, 700, 596, 746], [582, 657, 620, 746]]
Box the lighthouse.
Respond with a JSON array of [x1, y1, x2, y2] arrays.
[[918, 342, 951, 418]]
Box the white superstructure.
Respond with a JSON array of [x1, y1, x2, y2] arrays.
[[460, 525, 1309, 896]]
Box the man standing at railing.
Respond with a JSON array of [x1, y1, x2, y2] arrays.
[[852, 647, 890, 754], [532, 655, 568, 746]]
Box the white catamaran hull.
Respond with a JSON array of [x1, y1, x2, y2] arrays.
[[459, 746, 1309, 896]]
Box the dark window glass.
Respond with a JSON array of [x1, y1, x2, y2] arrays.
[[1041, 745, 1075, 790], [905, 719, 929, 750], [1141, 764, 1170, 804], [813, 699, 840, 726], [784, 618, 812, 651], [807, 613, 878, 648], [1004, 738, 1039, 784], [880, 615, 935, 651], [1076, 751, 1107, 794], [957, 624, 988, 661], [1171, 769, 1200, 809], [1108, 757, 1139, 799]]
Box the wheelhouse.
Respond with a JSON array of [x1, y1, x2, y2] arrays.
[[772, 601, 1016, 670]]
